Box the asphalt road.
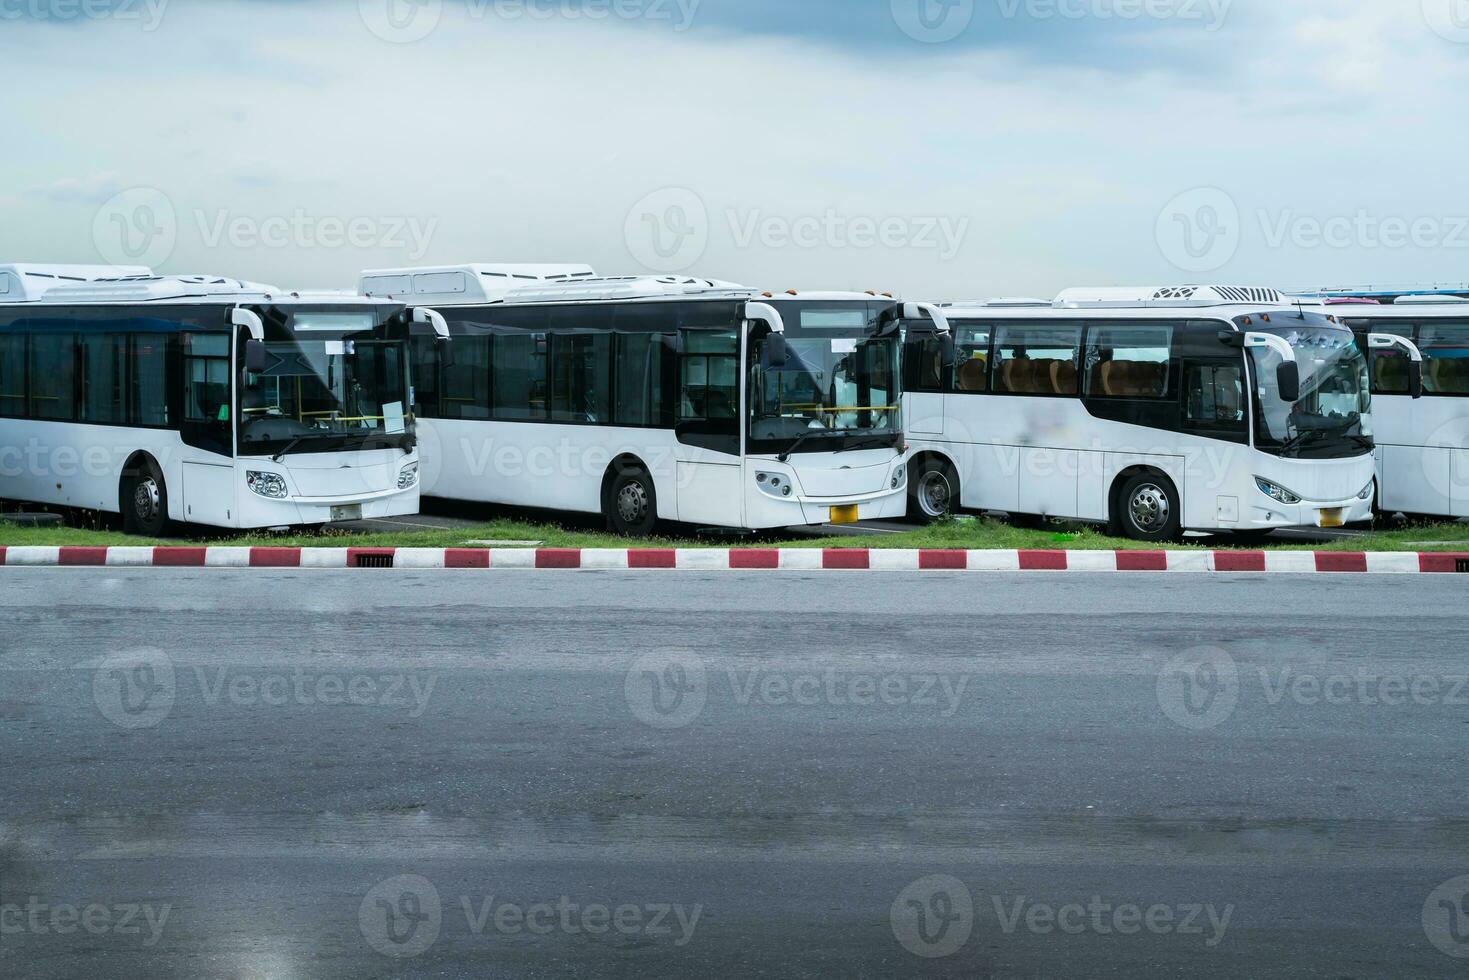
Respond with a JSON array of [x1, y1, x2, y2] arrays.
[[2, 570, 1467, 979]]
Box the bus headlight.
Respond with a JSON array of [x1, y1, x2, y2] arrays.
[[1357, 480, 1375, 501], [756, 472, 794, 498], [1255, 477, 1301, 505], [247, 471, 288, 499], [892, 464, 907, 490], [398, 463, 420, 490]]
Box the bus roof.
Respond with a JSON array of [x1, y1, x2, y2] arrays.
[[359, 264, 893, 307], [0, 263, 154, 302], [937, 285, 1298, 321], [1302, 298, 1469, 320], [0, 271, 401, 308]]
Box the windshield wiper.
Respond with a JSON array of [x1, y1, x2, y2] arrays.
[[839, 435, 898, 454], [271, 437, 309, 463], [777, 430, 830, 463]]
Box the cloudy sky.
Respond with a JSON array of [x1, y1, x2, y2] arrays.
[[1, 0, 1466, 298]]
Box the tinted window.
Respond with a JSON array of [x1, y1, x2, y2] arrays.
[[441, 335, 491, 419], [1185, 364, 1245, 424], [1419, 323, 1469, 395], [131, 335, 171, 426], [1084, 326, 1173, 399], [952, 324, 991, 393], [493, 332, 548, 420], [29, 333, 75, 421], [550, 333, 612, 423], [613, 333, 670, 427], [183, 333, 230, 424], [679, 330, 738, 421], [1360, 323, 1413, 395], [409, 335, 441, 418], [0, 334, 24, 417], [993, 325, 1081, 396], [80, 333, 127, 424]]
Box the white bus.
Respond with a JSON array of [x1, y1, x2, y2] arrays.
[[0, 265, 438, 535], [1299, 291, 1468, 521], [358, 265, 944, 535], [900, 286, 1379, 542]]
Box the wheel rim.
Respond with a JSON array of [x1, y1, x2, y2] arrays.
[[616, 480, 649, 525], [1129, 483, 1170, 533], [918, 471, 951, 518], [133, 477, 161, 524]]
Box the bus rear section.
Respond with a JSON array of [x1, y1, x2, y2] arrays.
[[0, 266, 424, 534], [361, 265, 924, 534], [1302, 290, 1468, 519], [901, 286, 1377, 541]]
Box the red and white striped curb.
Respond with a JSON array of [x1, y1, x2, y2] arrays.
[[1, 546, 1466, 573]]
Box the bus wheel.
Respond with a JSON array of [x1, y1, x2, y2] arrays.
[[909, 458, 958, 524], [122, 458, 170, 538], [1114, 473, 1182, 543], [606, 466, 658, 538]]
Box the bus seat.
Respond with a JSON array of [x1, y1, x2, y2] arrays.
[[957, 357, 988, 392], [1051, 360, 1077, 395]]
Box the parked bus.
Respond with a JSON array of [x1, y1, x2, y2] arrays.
[[1299, 291, 1467, 520], [358, 265, 947, 535], [0, 265, 440, 535], [901, 285, 1378, 541]]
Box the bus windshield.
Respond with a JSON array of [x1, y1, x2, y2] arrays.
[[240, 338, 410, 456], [748, 303, 902, 455], [1247, 316, 1372, 460]]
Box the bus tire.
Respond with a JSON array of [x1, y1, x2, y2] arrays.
[[909, 457, 959, 524], [121, 457, 170, 538], [605, 465, 658, 538], [1112, 472, 1183, 543]]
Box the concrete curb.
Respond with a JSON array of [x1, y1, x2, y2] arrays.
[[2, 546, 1467, 573]]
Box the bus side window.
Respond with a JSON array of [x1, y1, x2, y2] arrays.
[[131, 335, 172, 427], [1418, 323, 1469, 395], [1368, 326, 1413, 395], [0, 332, 26, 417], [409, 335, 442, 418], [679, 330, 738, 422], [902, 334, 943, 392], [182, 333, 230, 425], [951, 326, 991, 393], [1184, 363, 1244, 424], [1083, 325, 1173, 399], [440, 334, 491, 419], [29, 332, 76, 421]]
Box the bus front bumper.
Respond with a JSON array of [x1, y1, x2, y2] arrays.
[[1247, 494, 1374, 530], [237, 485, 421, 528]]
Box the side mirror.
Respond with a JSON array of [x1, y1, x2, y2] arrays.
[[766, 332, 789, 368], [940, 334, 959, 369], [437, 337, 456, 370], [245, 339, 267, 373], [1410, 361, 1424, 399], [1276, 362, 1301, 403]]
